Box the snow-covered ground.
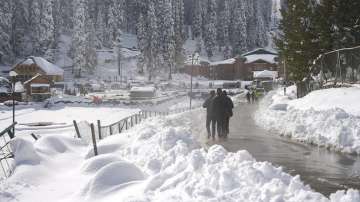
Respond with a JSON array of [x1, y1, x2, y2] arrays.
[[255, 86, 360, 154], [1, 109, 359, 202], [0, 105, 140, 138]]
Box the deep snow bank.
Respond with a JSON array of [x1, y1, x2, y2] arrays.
[[1, 110, 359, 202], [256, 86, 360, 154]]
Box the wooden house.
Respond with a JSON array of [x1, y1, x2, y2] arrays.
[[180, 59, 211, 78], [23, 74, 53, 101], [12, 56, 64, 83], [181, 48, 279, 81], [241, 48, 279, 80]]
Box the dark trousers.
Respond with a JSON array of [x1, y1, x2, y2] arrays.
[[206, 116, 216, 138], [216, 117, 226, 138], [224, 116, 230, 136]]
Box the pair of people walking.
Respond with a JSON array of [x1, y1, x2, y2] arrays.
[[203, 88, 234, 140]]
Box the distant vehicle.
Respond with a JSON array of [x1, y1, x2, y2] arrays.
[[255, 88, 266, 97], [129, 86, 156, 99], [223, 82, 241, 89]]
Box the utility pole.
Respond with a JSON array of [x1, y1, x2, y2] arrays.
[[189, 52, 199, 110], [283, 59, 287, 95]]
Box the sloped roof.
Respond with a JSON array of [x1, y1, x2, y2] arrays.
[[16, 56, 64, 76], [253, 70, 278, 79], [244, 54, 278, 64], [242, 48, 278, 56], [210, 58, 236, 66]]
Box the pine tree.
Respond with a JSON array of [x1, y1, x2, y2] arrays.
[[39, 0, 55, 55], [0, 0, 14, 64], [192, 0, 202, 39], [72, 0, 87, 78], [137, 14, 146, 74], [204, 0, 217, 58], [173, 0, 185, 71], [85, 18, 97, 74], [231, 0, 247, 55], [276, 0, 319, 82], [159, 0, 175, 79], [12, 0, 29, 57]]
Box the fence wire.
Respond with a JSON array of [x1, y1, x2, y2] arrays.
[[312, 46, 360, 86]]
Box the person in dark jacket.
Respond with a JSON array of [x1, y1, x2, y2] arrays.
[[212, 88, 227, 138], [223, 90, 234, 137], [203, 90, 216, 139]]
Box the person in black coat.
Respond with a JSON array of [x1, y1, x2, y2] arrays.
[[223, 90, 234, 137], [203, 90, 216, 139], [212, 88, 227, 138]]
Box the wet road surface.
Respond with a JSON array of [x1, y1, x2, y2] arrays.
[[205, 103, 360, 197]]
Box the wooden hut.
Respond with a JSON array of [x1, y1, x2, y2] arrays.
[[23, 74, 53, 101], [12, 56, 64, 83]]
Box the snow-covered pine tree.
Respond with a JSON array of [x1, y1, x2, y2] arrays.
[[72, 0, 87, 78], [253, 0, 268, 48], [173, 0, 185, 71], [158, 0, 175, 79], [108, 0, 124, 47], [29, 0, 41, 55], [85, 17, 97, 74], [38, 0, 55, 55], [136, 14, 146, 74], [0, 0, 14, 64], [95, 5, 106, 48], [217, 0, 231, 54], [192, 0, 202, 39], [11, 0, 29, 57], [223, 0, 231, 58], [146, 1, 159, 81], [231, 0, 247, 55], [204, 0, 217, 58]]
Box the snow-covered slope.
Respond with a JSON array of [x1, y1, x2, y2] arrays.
[[256, 86, 360, 154], [1, 110, 359, 202]]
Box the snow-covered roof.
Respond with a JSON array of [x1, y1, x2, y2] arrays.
[[253, 70, 278, 79], [17, 56, 64, 76], [242, 48, 278, 56], [210, 58, 236, 66], [245, 54, 278, 64]]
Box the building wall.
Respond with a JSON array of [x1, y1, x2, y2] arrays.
[[13, 64, 64, 82], [182, 58, 279, 81]]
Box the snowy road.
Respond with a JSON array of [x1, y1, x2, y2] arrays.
[[204, 103, 360, 196]]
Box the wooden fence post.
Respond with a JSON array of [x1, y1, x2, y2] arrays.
[[90, 123, 98, 156], [131, 116, 134, 127], [97, 120, 102, 140], [30, 133, 38, 140], [73, 120, 81, 138], [109, 125, 113, 136], [125, 118, 128, 130]]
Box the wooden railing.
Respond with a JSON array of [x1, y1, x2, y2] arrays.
[[73, 108, 190, 156], [0, 122, 17, 178]]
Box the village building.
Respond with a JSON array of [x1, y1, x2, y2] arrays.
[[241, 48, 279, 80], [10, 56, 64, 101], [23, 74, 53, 101], [181, 48, 279, 81], [12, 56, 64, 83]]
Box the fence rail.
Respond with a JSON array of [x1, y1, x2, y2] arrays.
[[296, 45, 360, 98], [0, 122, 17, 178], [73, 108, 190, 156]]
